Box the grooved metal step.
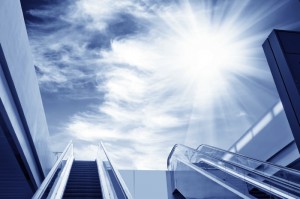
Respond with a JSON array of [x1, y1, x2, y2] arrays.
[[63, 161, 102, 199]]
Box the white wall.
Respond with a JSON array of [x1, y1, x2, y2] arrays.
[[120, 170, 169, 199]]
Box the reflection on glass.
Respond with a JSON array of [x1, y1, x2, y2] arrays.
[[168, 144, 300, 199]]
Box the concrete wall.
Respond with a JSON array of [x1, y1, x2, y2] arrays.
[[0, 0, 55, 185]]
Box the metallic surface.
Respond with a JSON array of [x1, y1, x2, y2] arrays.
[[263, 30, 300, 152]]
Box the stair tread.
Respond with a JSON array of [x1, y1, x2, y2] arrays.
[[63, 161, 102, 199], [64, 190, 101, 193]]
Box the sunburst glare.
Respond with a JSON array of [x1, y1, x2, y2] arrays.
[[26, 0, 300, 169]]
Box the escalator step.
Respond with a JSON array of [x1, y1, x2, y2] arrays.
[[63, 161, 102, 199]]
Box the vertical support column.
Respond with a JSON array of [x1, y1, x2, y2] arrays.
[[263, 30, 300, 152]]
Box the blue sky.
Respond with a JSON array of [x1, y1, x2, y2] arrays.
[[22, 0, 300, 169]]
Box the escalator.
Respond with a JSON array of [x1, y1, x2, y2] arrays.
[[33, 141, 300, 199], [168, 144, 300, 199], [32, 142, 133, 199]]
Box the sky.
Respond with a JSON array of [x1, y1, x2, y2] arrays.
[[21, 0, 300, 169]]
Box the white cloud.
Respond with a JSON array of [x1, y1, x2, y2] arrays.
[[28, 0, 294, 169], [67, 0, 147, 31]]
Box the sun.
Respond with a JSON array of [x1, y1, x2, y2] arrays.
[[165, 28, 243, 101]]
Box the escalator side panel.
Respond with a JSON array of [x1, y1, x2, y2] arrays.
[[174, 161, 243, 199]]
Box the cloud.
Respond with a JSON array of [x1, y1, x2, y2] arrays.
[[26, 0, 298, 169]]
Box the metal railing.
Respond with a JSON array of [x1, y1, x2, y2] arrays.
[[196, 144, 300, 188], [96, 142, 133, 199], [32, 141, 74, 199], [97, 143, 118, 199], [168, 144, 300, 199], [33, 141, 134, 199]]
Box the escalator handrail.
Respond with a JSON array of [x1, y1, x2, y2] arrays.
[[167, 143, 180, 167], [169, 144, 300, 176], [196, 149, 300, 193], [195, 158, 298, 199], [96, 152, 116, 199], [169, 144, 300, 198], [176, 158, 253, 199], [32, 141, 73, 199], [168, 144, 300, 191], [197, 144, 300, 175], [100, 142, 133, 199]]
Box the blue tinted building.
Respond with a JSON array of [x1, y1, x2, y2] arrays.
[[0, 0, 55, 198]]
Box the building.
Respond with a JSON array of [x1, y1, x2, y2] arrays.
[[0, 0, 55, 198]]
